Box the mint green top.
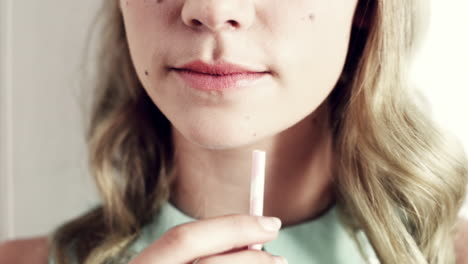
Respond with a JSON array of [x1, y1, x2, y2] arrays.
[[49, 201, 380, 263]]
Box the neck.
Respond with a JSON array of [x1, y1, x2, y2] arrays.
[[169, 103, 335, 227]]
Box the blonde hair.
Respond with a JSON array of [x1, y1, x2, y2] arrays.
[[49, 0, 468, 263]]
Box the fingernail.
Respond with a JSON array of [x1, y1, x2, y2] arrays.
[[258, 217, 282, 231], [273, 256, 288, 264]]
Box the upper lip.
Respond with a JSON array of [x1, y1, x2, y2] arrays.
[[172, 60, 269, 75]]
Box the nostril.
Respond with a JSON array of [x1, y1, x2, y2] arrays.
[[227, 20, 239, 28], [191, 19, 203, 26], [186, 19, 241, 30]]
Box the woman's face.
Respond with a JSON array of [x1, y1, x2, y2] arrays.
[[120, 0, 358, 149]]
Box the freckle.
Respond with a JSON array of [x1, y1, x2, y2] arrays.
[[253, 133, 257, 137], [145, 70, 149, 76], [309, 13, 315, 22], [157, 0, 163, 3]]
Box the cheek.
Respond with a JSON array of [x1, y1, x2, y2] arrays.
[[272, 1, 356, 99], [121, 1, 173, 80]]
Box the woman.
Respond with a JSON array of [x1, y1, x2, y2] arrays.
[[1, 0, 468, 263]]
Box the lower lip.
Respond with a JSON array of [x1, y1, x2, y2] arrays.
[[172, 69, 269, 91]]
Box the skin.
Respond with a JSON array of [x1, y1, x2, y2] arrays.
[[120, 0, 357, 225], [0, 237, 48, 264], [456, 219, 468, 264], [3, 1, 467, 264]]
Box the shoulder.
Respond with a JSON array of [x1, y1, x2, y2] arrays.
[[456, 218, 468, 264], [0, 236, 49, 264]]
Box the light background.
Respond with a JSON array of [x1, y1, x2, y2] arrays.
[[1, 0, 467, 241]]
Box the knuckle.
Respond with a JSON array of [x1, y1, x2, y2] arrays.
[[162, 224, 195, 248], [228, 215, 251, 232], [228, 215, 244, 228], [225, 215, 251, 244], [246, 250, 277, 263]]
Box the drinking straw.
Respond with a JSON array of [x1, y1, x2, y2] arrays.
[[248, 150, 266, 250]]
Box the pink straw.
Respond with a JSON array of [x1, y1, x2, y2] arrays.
[[248, 150, 266, 250]]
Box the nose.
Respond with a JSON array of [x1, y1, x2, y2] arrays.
[[181, 0, 255, 32]]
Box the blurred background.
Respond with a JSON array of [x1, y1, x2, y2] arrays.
[[1, 0, 467, 241]]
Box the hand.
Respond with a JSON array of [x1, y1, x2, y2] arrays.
[[129, 214, 288, 264]]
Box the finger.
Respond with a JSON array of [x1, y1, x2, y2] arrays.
[[131, 214, 281, 264], [195, 249, 288, 264]]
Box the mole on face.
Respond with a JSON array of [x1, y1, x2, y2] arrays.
[[308, 13, 315, 22], [301, 12, 316, 22], [145, 70, 149, 76], [157, 0, 163, 3]]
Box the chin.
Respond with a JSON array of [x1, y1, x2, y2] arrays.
[[179, 124, 262, 150], [187, 131, 253, 150]]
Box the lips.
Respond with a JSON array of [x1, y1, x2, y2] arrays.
[[170, 60, 270, 91], [173, 60, 269, 75]]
